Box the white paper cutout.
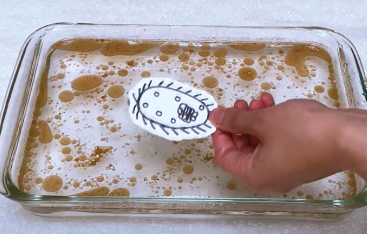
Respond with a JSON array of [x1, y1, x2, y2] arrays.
[[128, 78, 218, 141]]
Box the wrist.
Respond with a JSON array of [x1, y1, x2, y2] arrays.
[[337, 110, 367, 178]]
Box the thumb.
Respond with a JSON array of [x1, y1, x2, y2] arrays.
[[209, 108, 261, 135]]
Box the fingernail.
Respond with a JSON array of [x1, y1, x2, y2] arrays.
[[210, 108, 225, 125]]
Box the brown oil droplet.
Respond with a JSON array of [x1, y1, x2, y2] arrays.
[[226, 181, 237, 190], [160, 43, 179, 54], [159, 54, 169, 61], [36, 70, 48, 108], [34, 108, 42, 117], [347, 172, 355, 179], [71, 75, 103, 91], [109, 188, 130, 196], [151, 175, 158, 181], [348, 179, 356, 187], [52, 38, 102, 52], [185, 149, 192, 155], [129, 177, 136, 183], [261, 82, 272, 90], [117, 69, 128, 77], [177, 178, 183, 183], [199, 50, 211, 57], [97, 116, 104, 121], [78, 155, 87, 161], [166, 158, 174, 165], [96, 176, 104, 182], [75, 187, 110, 196], [277, 65, 285, 70], [215, 58, 226, 65], [203, 76, 219, 88], [141, 71, 151, 78], [73, 181, 80, 188], [29, 125, 40, 137], [238, 67, 257, 81], [164, 189, 172, 196], [328, 87, 339, 100], [213, 48, 227, 57], [314, 85, 325, 93], [178, 52, 190, 62], [135, 163, 143, 170], [60, 136, 71, 145], [107, 85, 125, 98], [285, 44, 332, 77], [101, 40, 159, 56], [37, 120, 53, 144], [297, 191, 304, 196], [42, 175, 63, 192], [183, 165, 194, 174], [243, 58, 254, 66], [227, 42, 266, 51], [62, 147, 71, 154], [201, 44, 210, 50], [305, 194, 314, 200], [54, 133, 61, 139], [276, 75, 282, 81], [58, 90, 74, 102], [65, 155, 73, 161], [34, 177, 43, 184], [110, 126, 118, 133], [56, 73, 65, 79], [334, 101, 341, 108]]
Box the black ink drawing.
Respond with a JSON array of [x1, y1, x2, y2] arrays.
[[177, 103, 198, 123], [128, 78, 217, 141]]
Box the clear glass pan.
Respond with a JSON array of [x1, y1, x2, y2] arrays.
[[1, 23, 366, 220]]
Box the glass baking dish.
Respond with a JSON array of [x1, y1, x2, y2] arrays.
[[1, 23, 367, 220]]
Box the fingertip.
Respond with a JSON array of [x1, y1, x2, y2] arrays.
[[209, 108, 225, 125], [260, 93, 275, 107], [234, 100, 249, 110], [249, 100, 265, 110]]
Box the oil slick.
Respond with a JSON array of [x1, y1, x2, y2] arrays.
[[128, 78, 217, 141]]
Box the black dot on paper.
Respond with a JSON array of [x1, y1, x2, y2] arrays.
[[171, 118, 176, 124], [154, 92, 159, 97], [143, 103, 148, 108], [199, 105, 204, 110], [156, 111, 162, 116], [175, 96, 181, 102]]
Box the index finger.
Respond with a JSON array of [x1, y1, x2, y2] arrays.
[[209, 108, 262, 135]]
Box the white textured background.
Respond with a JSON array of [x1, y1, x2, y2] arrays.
[[1, 0, 367, 233]]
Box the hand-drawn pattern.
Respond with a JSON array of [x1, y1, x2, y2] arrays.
[[177, 103, 198, 123], [128, 78, 218, 141]]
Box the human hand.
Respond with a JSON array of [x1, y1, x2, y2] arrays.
[[209, 93, 355, 193]]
